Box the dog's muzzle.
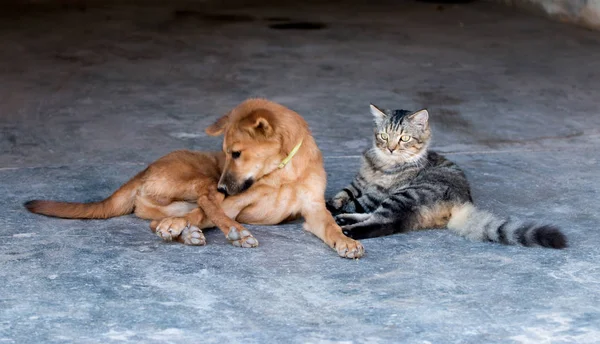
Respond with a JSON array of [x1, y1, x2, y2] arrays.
[[217, 185, 229, 196], [218, 175, 254, 196]]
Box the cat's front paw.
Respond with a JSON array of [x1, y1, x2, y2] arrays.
[[327, 194, 350, 215], [335, 213, 370, 226], [326, 199, 342, 214], [335, 214, 353, 226], [334, 215, 347, 226], [341, 227, 357, 239]]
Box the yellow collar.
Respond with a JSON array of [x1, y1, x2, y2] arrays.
[[278, 140, 303, 169]]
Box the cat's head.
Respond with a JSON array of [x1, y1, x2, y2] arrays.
[[369, 104, 431, 162]]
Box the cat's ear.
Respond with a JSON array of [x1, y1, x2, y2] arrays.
[[408, 109, 429, 128], [370, 104, 387, 124]]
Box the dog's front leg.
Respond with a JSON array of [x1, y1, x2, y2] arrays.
[[301, 200, 365, 259], [151, 185, 258, 248], [196, 190, 259, 248]]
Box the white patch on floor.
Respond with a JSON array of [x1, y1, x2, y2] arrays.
[[104, 329, 136, 341], [169, 132, 204, 139], [148, 328, 186, 341], [12, 233, 35, 238], [511, 313, 600, 344]]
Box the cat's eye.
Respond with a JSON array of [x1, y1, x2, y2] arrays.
[[231, 151, 241, 159], [379, 133, 389, 141], [400, 135, 411, 142]]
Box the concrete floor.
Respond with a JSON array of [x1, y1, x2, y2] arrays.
[[1, 1, 600, 343]]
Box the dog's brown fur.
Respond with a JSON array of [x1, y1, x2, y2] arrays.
[[25, 99, 364, 258]]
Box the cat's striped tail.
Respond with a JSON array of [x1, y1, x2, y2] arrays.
[[447, 203, 567, 249]]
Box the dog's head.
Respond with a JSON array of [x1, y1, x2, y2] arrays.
[[206, 102, 304, 196]]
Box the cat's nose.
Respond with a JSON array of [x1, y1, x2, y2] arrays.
[[388, 148, 395, 154]]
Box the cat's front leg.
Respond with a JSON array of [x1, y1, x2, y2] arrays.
[[339, 213, 397, 240], [326, 189, 353, 215], [335, 212, 371, 226]]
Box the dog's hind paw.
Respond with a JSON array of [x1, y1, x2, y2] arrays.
[[226, 226, 259, 248], [151, 217, 189, 242], [178, 225, 206, 246]]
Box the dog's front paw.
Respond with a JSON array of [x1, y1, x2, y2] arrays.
[[151, 217, 189, 242], [226, 226, 259, 248], [333, 236, 365, 259]]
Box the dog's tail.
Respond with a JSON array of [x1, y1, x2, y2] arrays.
[[447, 203, 567, 249], [24, 171, 145, 219]]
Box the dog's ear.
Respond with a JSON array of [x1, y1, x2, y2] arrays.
[[205, 112, 230, 136], [240, 109, 275, 137]]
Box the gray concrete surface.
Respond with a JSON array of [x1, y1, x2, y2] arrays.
[[1, 1, 600, 343]]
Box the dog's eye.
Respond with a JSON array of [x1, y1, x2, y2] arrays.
[[231, 151, 241, 159]]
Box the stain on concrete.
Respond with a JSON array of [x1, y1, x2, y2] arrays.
[[417, 0, 477, 3], [481, 130, 588, 148], [53, 51, 106, 66], [7, 134, 17, 146], [204, 13, 256, 23], [269, 22, 327, 30], [172, 10, 256, 23], [417, 91, 464, 106], [265, 16, 292, 22], [434, 108, 472, 133]]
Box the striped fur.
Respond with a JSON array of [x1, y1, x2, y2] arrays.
[[327, 104, 567, 249]]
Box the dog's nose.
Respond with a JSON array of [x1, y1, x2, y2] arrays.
[[217, 185, 228, 196]]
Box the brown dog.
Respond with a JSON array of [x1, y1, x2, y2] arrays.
[[25, 99, 365, 258]]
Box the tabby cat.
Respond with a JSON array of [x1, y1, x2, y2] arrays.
[[327, 104, 567, 249]]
